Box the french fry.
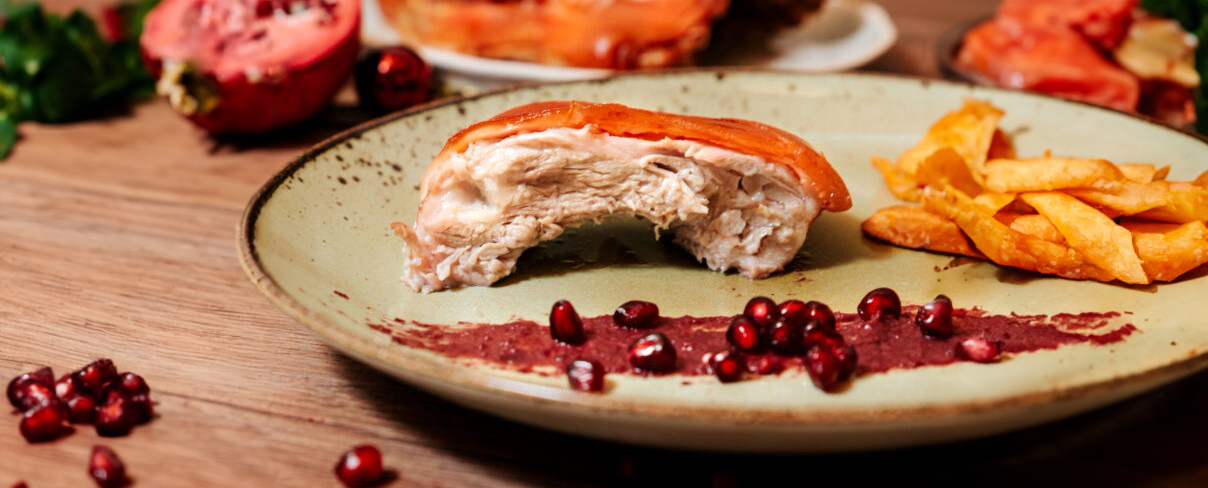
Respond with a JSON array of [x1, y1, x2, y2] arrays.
[[862, 206, 985, 258], [1134, 185, 1208, 223], [1194, 170, 1208, 188], [873, 157, 923, 202], [896, 99, 1004, 182], [916, 147, 983, 197], [984, 158, 1126, 193], [987, 129, 1015, 160], [973, 192, 1017, 214], [1064, 180, 1170, 215], [1123, 220, 1208, 282], [923, 185, 1115, 282], [1019, 192, 1149, 284], [996, 212, 1065, 244], [1119, 163, 1159, 183], [1154, 165, 1171, 181]]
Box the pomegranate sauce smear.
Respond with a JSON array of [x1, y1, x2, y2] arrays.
[[368, 301, 1136, 385]]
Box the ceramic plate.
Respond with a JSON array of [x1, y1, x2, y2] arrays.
[[360, 0, 897, 83], [239, 71, 1208, 452]]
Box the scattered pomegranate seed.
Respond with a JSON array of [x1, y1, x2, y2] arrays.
[[355, 46, 433, 115], [56, 373, 88, 398], [74, 359, 118, 394], [566, 359, 606, 393], [105, 373, 153, 424], [7, 367, 54, 411], [10, 381, 56, 412], [805, 347, 846, 393], [958, 338, 1002, 363], [612, 300, 660, 329], [725, 316, 762, 352], [742, 296, 779, 329], [95, 390, 140, 437], [776, 300, 808, 327], [89, 445, 128, 488], [857, 288, 901, 322], [64, 393, 99, 424], [334, 445, 385, 487], [12, 481, 28, 488], [831, 344, 859, 383], [803, 324, 844, 351], [767, 318, 805, 356], [549, 300, 587, 345], [803, 301, 836, 330], [749, 356, 784, 375], [707, 351, 746, 383], [19, 399, 70, 442], [116, 373, 151, 396], [628, 333, 677, 373], [917, 295, 955, 339]]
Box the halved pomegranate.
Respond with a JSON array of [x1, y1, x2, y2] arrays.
[[140, 0, 361, 133]]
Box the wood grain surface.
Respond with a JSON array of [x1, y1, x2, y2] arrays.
[[3, 1, 1207, 487]]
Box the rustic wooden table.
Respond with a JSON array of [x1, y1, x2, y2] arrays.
[[4, 1, 1207, 486]]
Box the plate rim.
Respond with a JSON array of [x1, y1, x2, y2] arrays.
[[237, 68, 1208, 427]]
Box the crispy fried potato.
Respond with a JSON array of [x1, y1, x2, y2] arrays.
[[923, 186, 1115, 282], [984, 158, 1126, 193], [973, 192, 1017, 214], [1154, 165, 1171, 181], [1065, 180, 1170, 215], [997, 212, 1065, 244], [1194, 170, 1208, 188], [988, 129, 1015, 160], [1123, 220, 1208, 281], [862, 205, 985, 258], [916, 147, 983, 197], [1019, 192, 1149, 284], [897, 99, 1004, 181], [873, 156, 922, 202], [1119, 163, 1159, 183], [1134, 185, 1208, 223]]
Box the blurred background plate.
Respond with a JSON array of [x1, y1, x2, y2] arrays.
[[361, 0, 897, 87]]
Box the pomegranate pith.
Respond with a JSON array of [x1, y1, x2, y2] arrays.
[[89, 445, 128, 488], [917, 295, 955, 339], [627, 333, 677, 373], [725, 316, 763, 352], [549, 299, 587, 345], [742, 296, 779, 329], [335, 445, 385, 487], [19, 400, 70, 443], [612, 300, 660, 329], [858, 288, 901, 322], [566, 358, 606, 392]]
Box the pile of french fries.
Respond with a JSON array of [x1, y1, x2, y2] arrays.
[[863, 99, 1208, 284]]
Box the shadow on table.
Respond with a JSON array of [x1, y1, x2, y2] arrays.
[[338, 358, 1208, 487]]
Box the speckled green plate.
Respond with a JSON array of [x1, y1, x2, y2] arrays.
[[239, 71, 1208, 452]]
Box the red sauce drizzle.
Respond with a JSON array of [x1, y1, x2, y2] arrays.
[[369, 307, 1136, 378]]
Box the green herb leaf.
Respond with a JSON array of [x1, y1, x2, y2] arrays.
[[0, 114, 16, 159]]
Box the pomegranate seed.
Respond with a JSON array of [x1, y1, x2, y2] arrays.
[[832, 344, 859, 382], [116, 373, 151, 396], [549, 299, 586, 345], [566, 359, 606, 393], [74, 359, 118, 394], [12, 481, 28, 488], [10, 381, 55, 412], [56, 373, 87, 398], [707, 351, 746, 383], [95, 390, 139, 437], [742, 296, 779, 329], [749, 356, 784, 375], [803, 301, 836, 330], [64, 393, 99, 424], [612, 300, 659, 329], [89, 445, 128, 488], [725, 316, 762, 352], [335, 445, 384, 487], [777, 300, 808, 326], [917, 295, 954, 339], [355, 47, 434, 115], [802, 324, 844, 350], [857, 288, 901, 322], [19, 399, 70, 442], [767, 318, 805, 356], [805, 346, 852, 393], [958, 338, 1002, 363], [628, 333, 677, 373], [7, 367, 54, 410]]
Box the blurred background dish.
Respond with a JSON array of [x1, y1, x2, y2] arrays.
[[362, 0, 897, 87]]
